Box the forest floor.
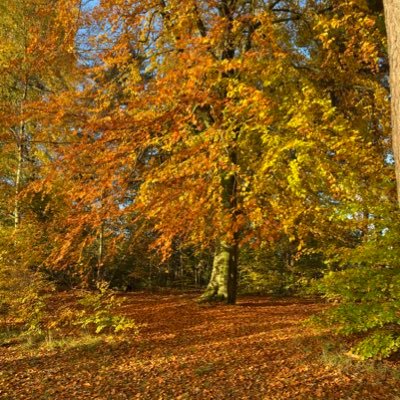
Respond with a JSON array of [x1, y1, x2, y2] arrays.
[[1, 292, 400, 400]]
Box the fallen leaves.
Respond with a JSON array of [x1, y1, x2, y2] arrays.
[[1, 292, 399, 399]]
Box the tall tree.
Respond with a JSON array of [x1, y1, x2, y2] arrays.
[[46, 0, 384, 302], [0, 0, 80, 267], [383, 0, 400, 203]]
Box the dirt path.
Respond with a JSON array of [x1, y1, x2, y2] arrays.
[[1, 293, 399, 399]]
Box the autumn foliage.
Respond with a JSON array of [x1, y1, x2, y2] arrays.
[[1, 0, 400, 372]]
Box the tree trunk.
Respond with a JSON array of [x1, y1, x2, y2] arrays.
[[199, 144, 240, 304], [383, 0, 400, 203], [96, 222, 104, 285], [199, 241, 237, 303], [200, 2, 240, 304], [14, 142, 23, 234], [227, 239, 238, 305], [14, 78, 28, 237]]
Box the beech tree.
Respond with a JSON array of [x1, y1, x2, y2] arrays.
[[383, 0, 400, 202], [39, 0, 388, 304], [43, 0, 284, 299]]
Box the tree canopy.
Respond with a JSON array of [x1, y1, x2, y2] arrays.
[[1, 0, 400, 359]]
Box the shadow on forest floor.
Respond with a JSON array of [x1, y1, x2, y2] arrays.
[[1, 292, 399, 400]]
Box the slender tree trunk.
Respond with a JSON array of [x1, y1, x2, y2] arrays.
[[383, 0, 400, 203], [14, 142, 23, 234], [96, 222, 104, 284], [227, 239, 238, 305], [14, 78, 28, 237]]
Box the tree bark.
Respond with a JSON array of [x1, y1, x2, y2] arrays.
[[14, 76, 28, 237], [200, 144, 239, 304], [200, 1, 241, 304], [14, 142, 23, 234], [199, 241, 237, 303], [383, 0, 400, 203], [227, 239, 238, 305], [96, 222, 104, 285]]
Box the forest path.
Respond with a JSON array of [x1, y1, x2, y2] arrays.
[[1, 293, 399, 399]]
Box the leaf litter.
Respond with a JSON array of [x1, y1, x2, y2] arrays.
[[1, 292, 399, 399]]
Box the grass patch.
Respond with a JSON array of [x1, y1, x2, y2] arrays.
[[194, 362, 216, 376], [41, 333, 104, 352], [0, 327, 22, 348], [317, 336, 400, 380]]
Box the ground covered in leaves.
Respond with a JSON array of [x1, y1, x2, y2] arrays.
[[1, 292, 400, 399]]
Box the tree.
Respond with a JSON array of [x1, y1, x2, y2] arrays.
[[45, 0, 284, 301], [383, 0, 400, 202], [41, 0, 388, 304], [0, 0, 81, 282], [0, 0, 79, 254], [0, 0, 82, 338]]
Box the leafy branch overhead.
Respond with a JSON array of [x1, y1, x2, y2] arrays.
[[1, 0, 400, 373]]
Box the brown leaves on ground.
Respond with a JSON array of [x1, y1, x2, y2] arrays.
[[1, 293, 399, 399]]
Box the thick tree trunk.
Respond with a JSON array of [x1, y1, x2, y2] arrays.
[[383, 0, 400, 203], [199, 241, 237, 304], [199, 242, 229, 301], [200, 2, 240, 304], [200, 146, 240, 304]]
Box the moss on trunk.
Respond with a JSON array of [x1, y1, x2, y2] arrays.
[[199, 241, 237, 304]]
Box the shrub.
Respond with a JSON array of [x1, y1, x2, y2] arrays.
[[74, 285, 138, 335], [312, 266, 400, 359]]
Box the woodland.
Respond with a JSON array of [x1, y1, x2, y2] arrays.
[[2, 0, 400, 398]]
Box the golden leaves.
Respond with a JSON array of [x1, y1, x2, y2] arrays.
[[19, 0, 389, 272]]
